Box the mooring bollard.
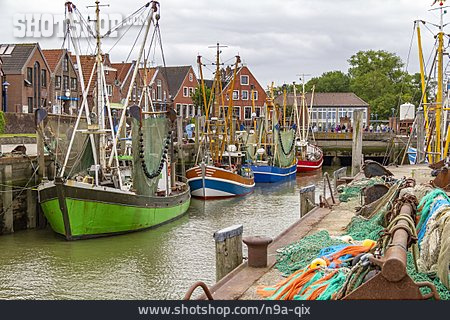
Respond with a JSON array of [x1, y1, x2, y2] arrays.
[[213, 224, 243, 281], [1, 164, 14, 234], [243, 236, 273, 268], [299, 185, 316, 217]]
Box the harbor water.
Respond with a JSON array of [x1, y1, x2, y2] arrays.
[[0, 168, 337, 300]]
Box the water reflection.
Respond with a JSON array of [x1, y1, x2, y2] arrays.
[[0, 167, 335, 299]]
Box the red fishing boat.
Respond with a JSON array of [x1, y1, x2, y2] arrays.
[[292, 80, 323, 172]]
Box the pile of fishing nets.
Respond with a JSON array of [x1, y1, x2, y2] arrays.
[[337, 177, 384, 202], [257, 184, 450, 300]]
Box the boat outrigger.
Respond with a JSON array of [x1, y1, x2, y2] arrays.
[[186, 45, 255, 199], [245, 84, 297, 183], [37, 1, 190, 240], [293, 81, 324, 172]]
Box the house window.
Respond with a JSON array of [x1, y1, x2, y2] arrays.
[[189, 87, 194, 96], [163, 90, 167, 101], [252, 90, 258, 101], [183, 87, 189, 97], [183, 104, 188, 118], [55, 76, 61, 89], [233, 106, 241, 120], [63, 56, 69, 72], [27, 67, 33, 84], [156, 79, 162, 100], [63, 75, 69, 90], [241, 90, 248, 100], [106, 84, 113, 96], [189, 73, 193, 82], [27, 97, 33, 112], [152, 89, 156, 100], [41, 70, 47, 87], [255, 106, 261, 117], [232, 90, 239, 100], [240, 75, 249, 85], [244, 106, 252, 120], [71, 78, 77, 90], [176, 103, 181, 116]]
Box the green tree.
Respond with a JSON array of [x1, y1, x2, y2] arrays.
[[191, 85, 212, 115], [348, 50, 416, 119], [305, 71, 350, 92]]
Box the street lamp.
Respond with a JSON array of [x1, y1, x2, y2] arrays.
[[391, 107, 395, 117], [2, 81, 10, 112]]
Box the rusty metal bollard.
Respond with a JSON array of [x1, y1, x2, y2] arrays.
[[243, 236, 273, 268]]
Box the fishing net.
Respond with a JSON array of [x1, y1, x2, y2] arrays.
[[274, 128, 295, 168], [132, 116, 167, 196], [275, 230, 345, 277], [39, 114, 94, 178], [245, 132, 258, 162], [337, 177, 384, 202]]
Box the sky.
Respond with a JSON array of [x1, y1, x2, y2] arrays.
[[0, 0, 447, 86]]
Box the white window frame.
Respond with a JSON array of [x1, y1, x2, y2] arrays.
[[255, 106, 261, 117], [189, 73, 193, 82], [244, 106, 252, 120], [106, 84, 113, 97], [233, 106, 241, 120], [232, 90, 239, 100], [252, 90, 258, 101], [183, 87, 189, 97], [183, 104, 189, 118], [176, 103, 182, 116], [240, 75, 249, 85], [189, 87, 194, 96], [241, 90, 249, 100]]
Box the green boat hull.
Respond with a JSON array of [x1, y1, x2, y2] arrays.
[[39, 180, 191, 240]]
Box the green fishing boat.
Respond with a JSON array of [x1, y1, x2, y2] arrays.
[[37, 1, 190, 240]]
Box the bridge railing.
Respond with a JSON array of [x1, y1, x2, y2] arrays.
[[314, 132, 395, 141]]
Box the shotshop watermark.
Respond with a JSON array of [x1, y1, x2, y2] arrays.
[[12, 13, 147, 38]]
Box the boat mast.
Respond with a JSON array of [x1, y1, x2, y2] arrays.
[[436, 3, 444, 161], [415, 21, 432, 163], [108, 1, 158, 168], [94, 0, 107, 169]]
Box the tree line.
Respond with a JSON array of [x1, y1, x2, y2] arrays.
[[277, 50, 426, 120]]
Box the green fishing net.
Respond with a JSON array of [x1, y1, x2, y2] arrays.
[[337, 177, 384, 202]]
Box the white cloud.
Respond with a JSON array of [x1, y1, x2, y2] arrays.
[[0, 0, 446, 86]]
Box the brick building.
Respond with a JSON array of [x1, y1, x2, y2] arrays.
[[160, 66, 199, 118], [0, 43, 51, 113], [221, 65, 267, 123], [0, 57, 3, 111], [43, 49, 80, 114], [137, 66, 170, 111], [71, 54, 117, 108]]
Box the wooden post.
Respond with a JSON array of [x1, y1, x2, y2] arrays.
[[352, 110, 363, 176], [299, 185, 315, 217], [333, 167, 347, 190], [1, 165, 14, 234], [416, 108, 425, 164], [213, 224, 243, 281], [26, 188, 37, 229], [37, 122, 46, 180], [194, 116, 199, 151], [177, 116, 186, 176]]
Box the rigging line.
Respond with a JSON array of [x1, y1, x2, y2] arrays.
[[156, 22, 172, 102], [107, 20, 136, 54], [75, 7, 95, 38], [103, 4, 148, 37], [124, 14, 149, 64], [394, 24, 416, 112], [144, 24, 158, 65]]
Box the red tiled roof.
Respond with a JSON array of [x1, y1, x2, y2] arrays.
[[42, 49, 65, 72]]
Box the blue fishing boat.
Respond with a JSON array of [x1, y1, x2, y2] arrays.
[[249, 162, 297, 183], [244, 84, 297, 183]]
